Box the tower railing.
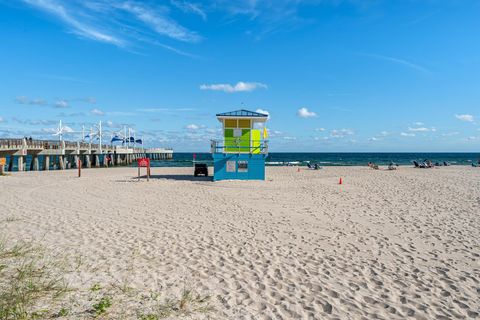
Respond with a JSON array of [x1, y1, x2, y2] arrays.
[[210, 139, 268, 154]]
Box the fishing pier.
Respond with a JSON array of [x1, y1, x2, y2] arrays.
[[0, 138, 173, 172]]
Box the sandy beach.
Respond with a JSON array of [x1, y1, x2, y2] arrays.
[[1, 166, 479, 319]]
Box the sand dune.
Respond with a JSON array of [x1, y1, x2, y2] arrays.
[[1, 166, 479, 319]]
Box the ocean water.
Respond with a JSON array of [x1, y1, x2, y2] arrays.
[[147, 152, 480, 167], [3, 153, 479, 171]]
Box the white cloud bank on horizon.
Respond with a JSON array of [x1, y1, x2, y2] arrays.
[[455, 114, 474, 122], [297, 107, 316, 118], [200, 82, 268, 93]]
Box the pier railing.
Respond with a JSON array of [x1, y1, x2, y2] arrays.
[[0, 138, 173, 155], [0, 138, 174, 172]]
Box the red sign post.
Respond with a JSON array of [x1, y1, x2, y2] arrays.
[[137, 158, 151, 181]]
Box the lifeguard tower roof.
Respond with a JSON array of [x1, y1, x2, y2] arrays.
[[216, 109, 268, 120]]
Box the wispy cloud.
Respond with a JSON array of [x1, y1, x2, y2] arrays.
[[200, 81, 268, 93], [330, 128, 354, 138], [400, 132, 415, 137], [171, 0, 207, 21], [15, 96, 48, 106], [22, 0, 202, 55], [117, 2, 201, 43], [408, 127, 436, 132], [12, 118, 58, 126], [23, 0, 124, 46], [441, 132, 459, 137], [362, 53, 431, 74], [297, 107, 316, 118]]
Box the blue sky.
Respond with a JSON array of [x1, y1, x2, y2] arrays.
[[0, 0, 479, 152]]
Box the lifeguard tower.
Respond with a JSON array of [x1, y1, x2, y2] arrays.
[[211, 109, 269, 181]]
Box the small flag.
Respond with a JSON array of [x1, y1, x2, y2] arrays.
[[263, 127, 268, 139]]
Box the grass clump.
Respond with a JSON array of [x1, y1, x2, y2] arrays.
[[0, 239, 69, 319], [140, 287, 214, 319], [92, 296, 112, 316]]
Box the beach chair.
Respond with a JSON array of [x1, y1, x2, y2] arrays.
[[194, 163, 208, 177], [413, 161, 427, 168]]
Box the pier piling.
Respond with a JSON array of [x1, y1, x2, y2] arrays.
[[17, 156, 24, 172], [8, 156, 14, 171]]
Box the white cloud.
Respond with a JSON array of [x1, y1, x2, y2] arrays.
[[330, 129, 354, 138], [23, 0, 124, 46], [414, 122, 424, 126], [15, 96, 48, 106], [200, 82, 267, 93], [455, 114, 474, 122], [380, 131, 389, 136], [171, 0, 207, 21], [283, 136, 296, 140], [362, 53, 431, 74], [0, 116, 4, 123], [314, 128, 325, 132], [90, 108, 104, 116], [255, 109, 270, 118], [408, 127, 436, 132], [63, 125, 74, 133], [441, 132, 459, 137], [186, 123, 200, 130], [297, 107, 316, 118], [117, 2, 201, 43], [54, 99, 69, 108], [401, 132, 415, 137], [368, 137, 379, 141]]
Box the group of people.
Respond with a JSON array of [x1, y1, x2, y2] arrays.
[[367, 162, 398, 170], [413, 160, 451, 168]]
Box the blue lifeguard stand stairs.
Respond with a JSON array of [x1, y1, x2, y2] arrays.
[[211, 109, 269, 181]]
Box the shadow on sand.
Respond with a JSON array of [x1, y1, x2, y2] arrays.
[[143, 174, 213, 182]]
